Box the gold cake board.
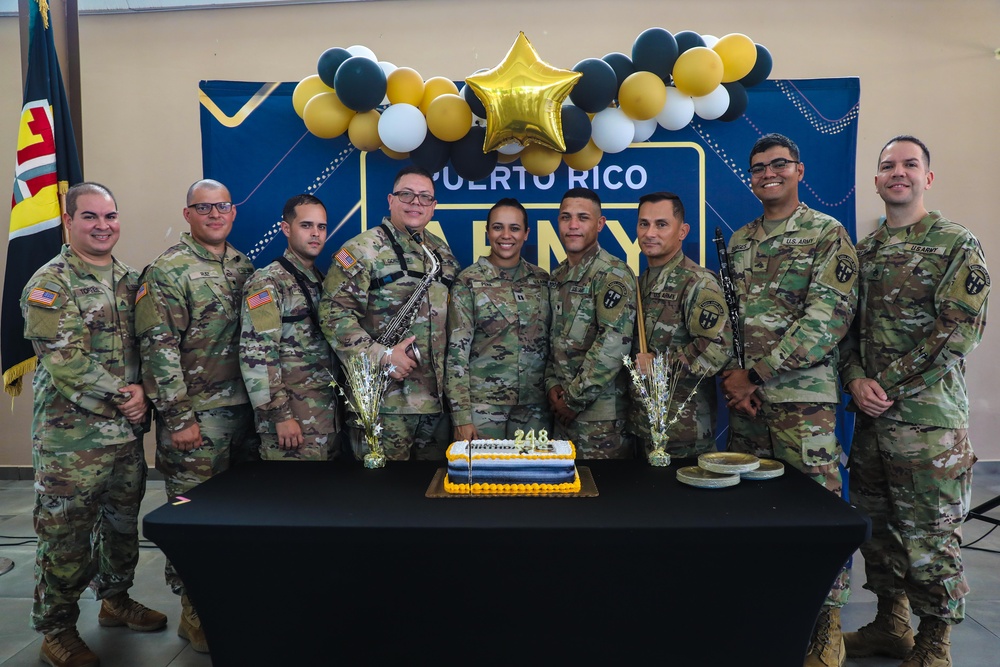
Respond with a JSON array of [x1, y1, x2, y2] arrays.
[[426, 466, 598, 498]]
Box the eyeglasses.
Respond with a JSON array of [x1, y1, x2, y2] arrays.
[[392, 190, 436, 206], [748, 158, 801, 176], [187, 202, 234, 214]]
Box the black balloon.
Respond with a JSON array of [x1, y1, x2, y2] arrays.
[[674, 30, 707, 55], [739, 44, 773, 88], [462, 82, 487, 119], [632, 27, 679, 82], [719, 82, 748, 122], [601, 52, 637, 93], [561, 105, 592, 155], [569, 58, 617, 113], [317, 47, 352, 88], [450, 126, 498, 182], [334, 57, 387, 112], [410, 134, 451, 173]]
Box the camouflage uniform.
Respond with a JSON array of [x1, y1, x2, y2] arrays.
[[240, 249, 339, 461], [630, 251, 732, 457], [136, 232, 258, 594], [727, 203, 858, 607], [840, 211, 988, 622], [21, 245, 147, 633], [545, 244, 636, 458], [446, 256, 551, 439], [319, 218, 460, 460]]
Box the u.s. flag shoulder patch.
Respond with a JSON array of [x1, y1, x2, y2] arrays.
[[335, 248, 356, 270], [27, 287, 58, 307], [135, 282, 148, 303], [246, 289, 273, 310]]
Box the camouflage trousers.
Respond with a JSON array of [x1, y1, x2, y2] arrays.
[[348, 412, 450, 461], [156, 404, 259, 595], [468, 402, 552, 440], [849, 416, 975, 622], [554, 418, 632, 459], [259, 432, 338, 461], [636, 436, 715, 459], [31, 440, 146, 634], [729, 401, 850, 607]]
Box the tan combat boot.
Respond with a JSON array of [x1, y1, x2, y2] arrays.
[[40, 628, 99, 667], [843, 594, 915, 658], [98, 592, 168, 632], [900, 616, 952, 667], [803, 606, 845, 667], [178, 594, 210, 654]]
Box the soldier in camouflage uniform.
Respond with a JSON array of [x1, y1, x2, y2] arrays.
[[135, 179, 258, 653], [320, 166, 460, 461], [240, 194, 339, 460], [719, 134, 858, 667], [629, 192, 732, 458], [545, 188, 636, 459], [446, 198, 551, 441], [22, 183, 166, 667], [839, 137, 988, 667]]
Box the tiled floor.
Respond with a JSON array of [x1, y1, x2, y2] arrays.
[[0, 467, 999, 666]]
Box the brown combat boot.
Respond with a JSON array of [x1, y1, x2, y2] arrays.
[[40, 628, 100, 667], [843, 594, 915, 658], [98, 592, 167, 632], [803, 606, 845, 667], [900, 616, 952, 667], [178, 594, 210, 654]]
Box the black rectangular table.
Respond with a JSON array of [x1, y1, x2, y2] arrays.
[[143, 460, 869, 666]]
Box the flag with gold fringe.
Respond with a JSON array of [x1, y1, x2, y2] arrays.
[[2, 0, 83, 397]]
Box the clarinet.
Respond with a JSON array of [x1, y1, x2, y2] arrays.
[[713, 227, 745, 369]]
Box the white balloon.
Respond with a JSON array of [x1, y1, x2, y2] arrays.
[[347, 44, 378, 62], [693, 85, 730, 121], [632, 117, 658, 143], [656, 87, 695, 131], [591, 107, 635, 154], [378, 103, 427, 153], [701, 34, 719, 48], [378, 62, 397, 106], [498, 142, 524, 155]]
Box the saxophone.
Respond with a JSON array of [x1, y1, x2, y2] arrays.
[[376, 232, 440, 365]]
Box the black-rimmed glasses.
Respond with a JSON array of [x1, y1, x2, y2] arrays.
[[392, 191, 436, 206], [187, 202, 234, 214], [748, 158, 801, 176]]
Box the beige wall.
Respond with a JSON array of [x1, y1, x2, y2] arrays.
[[1, 0, 998, 466]]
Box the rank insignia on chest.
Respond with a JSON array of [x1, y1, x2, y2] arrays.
[[835, 254, 857, 283], [335, 248, 356, 270], [246, 289, 273, 309], [515, 291, 526, 302], [27, 287, 57, 306], [966, 265, 990, 295]]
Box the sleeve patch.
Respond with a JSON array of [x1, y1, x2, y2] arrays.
[[597, 278, 631, 323], [335, 248, 356, 270], [692, 299, 725, 337], [817, 252, 858, 295], [951, 263, 990, 314], [27, 287, 58, 307], [135, 282, 148, 303], [246, 289, 274, 310]]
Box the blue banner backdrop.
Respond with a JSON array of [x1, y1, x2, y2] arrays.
[[199, 76, 860, 455]]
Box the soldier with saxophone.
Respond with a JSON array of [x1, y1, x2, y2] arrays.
[[320, 166, 460, 461]]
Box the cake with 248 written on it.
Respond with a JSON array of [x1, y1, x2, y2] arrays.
[[443, 430, 580, 495]]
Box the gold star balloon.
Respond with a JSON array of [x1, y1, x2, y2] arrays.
[[466, 32, 582, 153]]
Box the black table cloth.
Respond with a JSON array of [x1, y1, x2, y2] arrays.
[[143, 459, 869, 666]]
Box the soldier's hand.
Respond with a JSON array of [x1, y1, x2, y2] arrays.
[[731, 395, 759, 418], [721, 369, 757, 405], [386, 336, 418, 380], [118, 384, 149, 424], [171, 423, 203, 451], [635, 352, 655, 376], [847, 378, 894, 418], [547, 385, 565, 412], [454, 423, 478, 442], [548, 386, 577, 426], [276, 419, 304, 450]]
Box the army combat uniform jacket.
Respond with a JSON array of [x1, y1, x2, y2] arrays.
[[630, 251, 732, 445], [840, 211, 989, 428], [21, 245, 142, 451], [136, 232, 254, 432], [320, 218, 460, 414], [728, 204, 858, 403], [240, 249, 338, 435], [545, 244, 636, 421], [445, 256, 551, 426]]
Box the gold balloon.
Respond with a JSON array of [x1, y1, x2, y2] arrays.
[[520, 144, 562, 176], [380, 145, 410, 160], [426, 94, 473, 142], [563, 139, 603, 172], [293, 75, 334, 119], [618, 71, 668, 121], [386, 67, 425, 106], [419, 77, 461, 115], [672, 47, 724, 98], [713, 33, 757, 83], [348, 110, 383, 152], [466, 32, 582, 153], [302, 91, 354, 139]]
